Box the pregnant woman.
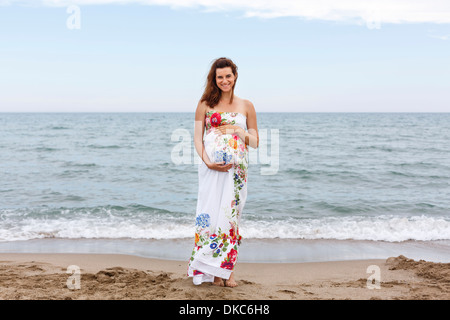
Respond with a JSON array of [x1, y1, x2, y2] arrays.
[[187, 57, 259, 287]]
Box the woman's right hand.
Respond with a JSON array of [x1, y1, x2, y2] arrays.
[[206, 161, 233, 172]]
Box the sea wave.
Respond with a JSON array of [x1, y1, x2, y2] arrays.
[[0, 206, 449, 242], [242, 215, 450, 242]]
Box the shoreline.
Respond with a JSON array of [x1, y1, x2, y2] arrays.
[[0, 252, 449, 300], [1, 238, 449, 263]]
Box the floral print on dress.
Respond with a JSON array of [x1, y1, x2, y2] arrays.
[[210, 112, 221, 127], [205, 111, 239, 133], [206, 111, 248, 167], [214, 150, 233, 164], [195, 213, 211, 228]]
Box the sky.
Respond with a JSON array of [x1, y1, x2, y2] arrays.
[[1, 0, 449, 112]]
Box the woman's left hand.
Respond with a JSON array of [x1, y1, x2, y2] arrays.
[[214, 125, 243, 136]]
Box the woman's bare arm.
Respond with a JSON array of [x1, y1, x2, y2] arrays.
[[194, 101, 210, 164], [245, 100, 259, 149]]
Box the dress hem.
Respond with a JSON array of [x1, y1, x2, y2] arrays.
[[188, 258, 232, 280]]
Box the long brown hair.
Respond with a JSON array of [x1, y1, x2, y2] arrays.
[[200, 57, 238, 108]]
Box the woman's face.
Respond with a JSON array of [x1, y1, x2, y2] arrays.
[[215, 67, 235, 93]]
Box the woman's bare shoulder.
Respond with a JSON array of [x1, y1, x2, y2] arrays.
[[195, 100, 208, 120], [197, 99, 208, 108], [242, 98, 254, 108], [242, 98, 256, 117]]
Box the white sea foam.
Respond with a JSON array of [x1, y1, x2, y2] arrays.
[[1, 211, 449, 242], [241, 215, 450, 242]]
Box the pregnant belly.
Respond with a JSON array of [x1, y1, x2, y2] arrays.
[[205, 132, 247, 165]]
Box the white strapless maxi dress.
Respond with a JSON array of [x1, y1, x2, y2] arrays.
[[187, 111, 249, 285]]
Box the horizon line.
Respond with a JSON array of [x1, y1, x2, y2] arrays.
[[1, 111, 449, 114]]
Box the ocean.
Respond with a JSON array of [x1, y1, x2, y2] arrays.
[[1, 112, 449, 262]]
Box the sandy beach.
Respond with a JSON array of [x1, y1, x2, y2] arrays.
[[0, 253, 448, 300]]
